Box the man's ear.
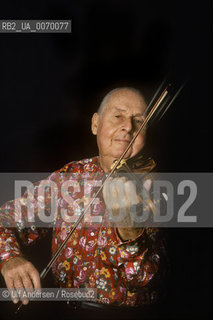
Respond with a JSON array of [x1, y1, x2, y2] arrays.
[[91, 113, 99, 135]]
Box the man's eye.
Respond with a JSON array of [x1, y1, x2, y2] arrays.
[[135, 119, 142, 124], [115, 115, 121, 118]]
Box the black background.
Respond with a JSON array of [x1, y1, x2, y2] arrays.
[[0, 0, 212, 319]]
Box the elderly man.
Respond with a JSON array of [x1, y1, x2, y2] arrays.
[[0, 88, 167, 317]]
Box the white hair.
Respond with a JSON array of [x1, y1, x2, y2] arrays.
[[97, 87, 146, 116]]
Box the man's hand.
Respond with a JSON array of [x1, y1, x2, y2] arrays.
[[103, 176, 152, 240], [1, 257, 41, 304], [103, 176, 140, 225]]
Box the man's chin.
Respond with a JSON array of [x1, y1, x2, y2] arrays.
[[113, 149, 133, 160]]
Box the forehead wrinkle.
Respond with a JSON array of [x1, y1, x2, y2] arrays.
[[110, 107, 145, 118], [112, 107, 127, 113]]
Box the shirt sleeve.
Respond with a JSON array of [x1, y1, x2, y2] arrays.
[[117, 227, 168, 305], [0, 172, 59, 272]]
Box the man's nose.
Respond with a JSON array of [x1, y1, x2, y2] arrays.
[[122, 118, 133, 133]]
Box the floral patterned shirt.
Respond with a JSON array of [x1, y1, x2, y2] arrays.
[[0, 156, 167, 307]]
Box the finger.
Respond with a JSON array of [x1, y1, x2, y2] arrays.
[[21, 272, 33, 291], [111, 179, 118, 199], [114, 178, 127, 200], [143, 179, 152, 191], [113, 180, 129, 223], [104, 178, 120, 211], [103, 179, 111, 209], [102, 178, 111, 202], [13, 276, 28, 304], [21, 274, 34, 305], [29, 268, 41, 290], [23, 261, 41, 290], [111, 179, 126, 211], [4, 277, 18, 304], [124, 180, 138, 207]]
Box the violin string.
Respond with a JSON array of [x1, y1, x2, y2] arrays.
[[158, 83, 185, 121], [144, 78, 168, 116]]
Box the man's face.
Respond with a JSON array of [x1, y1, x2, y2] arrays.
[[91, 89, 147, 171]]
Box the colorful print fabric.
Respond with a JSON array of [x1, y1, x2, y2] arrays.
[[0, 157, 167, 306]]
